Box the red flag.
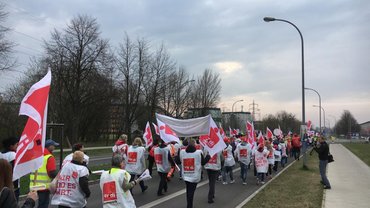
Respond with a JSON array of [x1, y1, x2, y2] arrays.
[[246, 121, 254, 141], [143, 122, 153, 147], [13, 71, 51, 180], [157, 119, 180, 143], [152, 123, 160, 135], [266, 127, 273, 139], [199, 118, 226, 157]]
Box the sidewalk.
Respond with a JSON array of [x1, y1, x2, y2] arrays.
[[324, 144, 370, 208]]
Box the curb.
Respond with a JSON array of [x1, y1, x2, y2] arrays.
[[235, 154, 304, 208]]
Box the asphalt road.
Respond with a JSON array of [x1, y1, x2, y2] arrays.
[[48, 155, 296, 208]]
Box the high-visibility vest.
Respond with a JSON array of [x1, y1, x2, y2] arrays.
[[126, 146, 146, 175], [30, 154, 53, 190], [154, 147, 171, 173], [204, 152, 221, 171], [180, 150, 202, 183]]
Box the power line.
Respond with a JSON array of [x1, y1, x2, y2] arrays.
[[0, 25, 44, 43]]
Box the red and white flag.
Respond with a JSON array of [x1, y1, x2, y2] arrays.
[[307, 120, 312, 131], [143, 122, 153, 147], [246, 121, 254, 141], [156, 119, 180, 144], [219, 127, 226, 139], [258, 132, 265, 147], [278, 125, 283, 138], [266, 127, 273, 139], [152, 123, 160, 135], [199, 118, 226, 157], [13, 70, 51, 180]]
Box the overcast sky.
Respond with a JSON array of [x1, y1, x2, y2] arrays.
[[1, 0, 370, 128]]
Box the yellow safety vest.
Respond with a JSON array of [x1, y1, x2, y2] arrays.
[[30, 154, 53, 190]]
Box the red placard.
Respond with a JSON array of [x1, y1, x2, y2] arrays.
[[240, 149, 248, 157], [103, 181, 117, 203], [208, 154, 218, 164], [154, 154, 163, 165], [183, 158, 195, 172], [127, 152, 137, 164]]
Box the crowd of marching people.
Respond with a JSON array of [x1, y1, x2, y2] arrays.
[[0, 130, 331, 208]]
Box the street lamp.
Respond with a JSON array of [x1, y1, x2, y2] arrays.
[[232, 100, 243, 112], [264, 16, 306, 167], [313, 105, 326, 133], [305, 87, 321, 131]]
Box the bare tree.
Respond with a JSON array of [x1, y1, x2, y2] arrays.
[[190, 69, 221, 108], [0, 3, 15, 72], [116, 34, 150, 140], [44, 15, 112, 144]]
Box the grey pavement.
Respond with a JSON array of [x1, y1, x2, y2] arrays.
[[324, 144, 370, 208]]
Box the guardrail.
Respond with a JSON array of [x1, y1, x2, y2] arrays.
[[54, 146, 112, 153]]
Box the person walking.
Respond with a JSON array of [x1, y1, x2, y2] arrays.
[[0, 159, 39, 208], [112, 134, 129, 160], [177, 139, 210, 208], [100, 154, 141, 208], [204, 150, 223, 203], [254, 144, 269, 185], [51, 151, 90, 208], [222, 138, 236, 184], [154, 139, 174, 196], [235, 137, 252, 185], [1, 136, 20, 201], [126, 137, 148, 193], [29, 139, 59, 208], [292, 134, 301, 160], [312, 136, 331, 189]]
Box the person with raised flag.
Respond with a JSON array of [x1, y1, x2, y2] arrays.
[[154, 138, 175, 196], [126, 137, 148, 193], [176, 139, 210, 208], [143, 122, 153, 148], [100, 154, 141, 208], [29, 139, 59, 208], [51, 151, 90, 208], [221, 138, 236, 185], [235, 136, 252, 185]]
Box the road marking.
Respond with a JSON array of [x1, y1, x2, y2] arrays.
[[139, 167, 240, 208]]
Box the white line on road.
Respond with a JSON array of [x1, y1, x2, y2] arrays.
[[138, 167, 241, 208]]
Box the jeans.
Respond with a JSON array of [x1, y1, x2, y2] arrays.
[[207, 169, 218, 201], [239, 162, 248, 182], [281, 156, 288, 167], [185, 181, 198, 208], [222, 166, 234, 182], [37, 190, 50, 208], [319, 160, 331, 187]]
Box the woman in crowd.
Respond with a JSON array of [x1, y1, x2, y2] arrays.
[[254, 143, 269, 185], [222, 138, 236, 184], [126, 137, 148, 193], [266, 142, 275, 179], [100, 154, 141, 208], [204, 149, 223, 203], [176, 139, 210, 208], [0, 159, 38, 208], [235, 137, 252, 185], [154, 139, 175, 196], [51, 151, 90, 208]]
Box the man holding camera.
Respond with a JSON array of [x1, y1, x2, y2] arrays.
[[312, 136, 331, 189]]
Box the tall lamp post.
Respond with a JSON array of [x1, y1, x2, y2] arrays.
[[264, 17, 307, 167], [305, 87, 321, 132], [313, 105, 326, 133], [232, 99, 243, 112]]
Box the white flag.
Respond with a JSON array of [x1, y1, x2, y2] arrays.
[[156, 119, 180, 144]]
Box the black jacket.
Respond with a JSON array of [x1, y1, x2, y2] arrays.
[[314, 141, 329, 161], [0, 187, 35, 208]]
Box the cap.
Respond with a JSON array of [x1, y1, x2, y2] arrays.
[[45, 139, 59, 147]]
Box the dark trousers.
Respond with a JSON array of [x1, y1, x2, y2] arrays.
[[222, 166, 234, 182], [185, 181, 198, 208], [130, 174, 146, 192], [267, 164, 273, 176], [239, 162, 248, 182], [58, 206, 86, 208], [37, 190, 50, 208], [273, 161, 279, 172], [148, 156, 155, 176], [293, 147, 301, 160], [206, 169, 218, 201], [319, 160, 331, 187], [281, 156, 288, 167], [258, 172, 265, 182], [158, 172, 168, 194]]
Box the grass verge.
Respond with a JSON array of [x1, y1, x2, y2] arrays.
[[342, 143, 370, 167], [244, 155, 323, 208]]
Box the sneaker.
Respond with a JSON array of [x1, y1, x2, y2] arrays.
[[323, 185, 331, 189], [222, 182, 228, 185], [261, 181, 265, 185], [230, 180, 235, 184], [208, 199, 214, 204], [242, 182, 247, 185]]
